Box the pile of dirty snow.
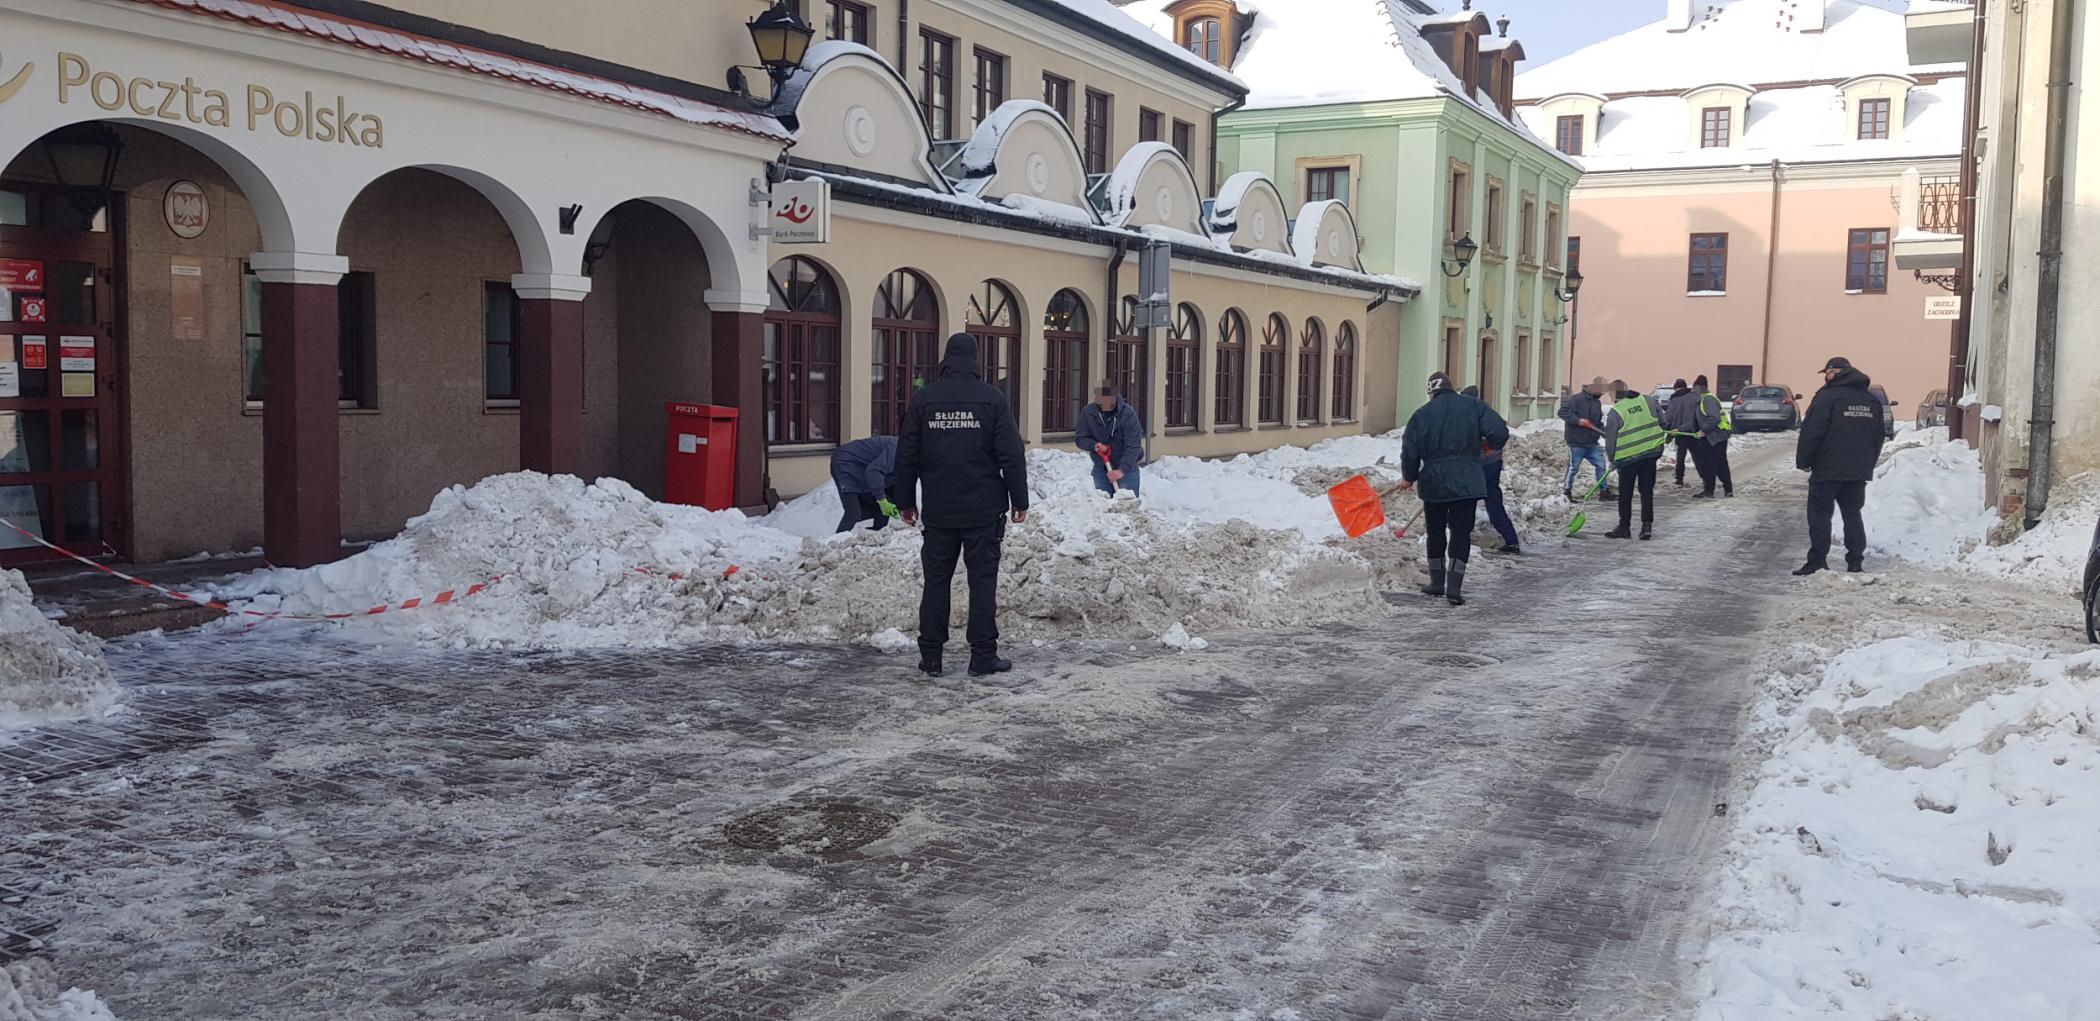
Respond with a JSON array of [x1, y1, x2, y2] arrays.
[[1692, 635, 2100, 1020], [1861, 431, 2096, 594], [0, 569, 117, 730], [0, 959, 118, 1021]]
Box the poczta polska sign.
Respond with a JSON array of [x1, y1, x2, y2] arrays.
[[29, 52, 386, 148]]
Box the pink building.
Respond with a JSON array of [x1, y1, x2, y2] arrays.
[[1515, 0, 1966, 412]]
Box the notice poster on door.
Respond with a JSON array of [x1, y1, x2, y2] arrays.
[[0, 338, 16, 399], [21, 336, 46, 370], [59, 336, 95, 372], [0, 259, 42, 291], [17, 297, 45, 323], [171, 261, 205, 341], [61, 372, 94, 398]]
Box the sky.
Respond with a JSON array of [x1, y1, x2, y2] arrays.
[[1476, 0, 1659, 68]]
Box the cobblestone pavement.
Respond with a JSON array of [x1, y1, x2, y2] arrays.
[[1, 452, 1802, 1020]]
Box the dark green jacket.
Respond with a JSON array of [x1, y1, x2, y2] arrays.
[[1402, 389, 1511, 503]]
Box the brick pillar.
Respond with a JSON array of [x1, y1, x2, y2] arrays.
[[251, 252, 347, 568], [706, 290, 769, 510], [512, 274, 592, 476]]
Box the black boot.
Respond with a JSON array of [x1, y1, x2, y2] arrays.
[[1420, 557, 1447, 596], [918, 651, 944, 677], [967, 656, 1013, 677], [1640, 522, 1654, 540], [1446, 559, 1468, 607], [1605, 524, 1632, 539], [1693, 489, 1714, 499], [1792, 560, 1827, 577], [1847, 558, 1864, 573]]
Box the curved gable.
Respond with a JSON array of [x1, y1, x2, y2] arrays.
[[776, 41, 948, 191], [1102, 142, 1206, 235], [953, 101, 1093, 217], [1208, 171, 1292, 255], [1290, 200, 1364, 271]]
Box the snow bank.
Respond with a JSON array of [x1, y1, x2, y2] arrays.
[[0, 959, 118, 1021], [0, 568, 117, 731], [1693, 635, 2100, 1020], [1862, 430, 2096, 594]]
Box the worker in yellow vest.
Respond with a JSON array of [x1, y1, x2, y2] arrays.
[[1690, 373, 1735, 498], [1602, 378, 1667, 540]]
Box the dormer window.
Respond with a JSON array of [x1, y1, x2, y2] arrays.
[[1184, 16, 1221, 63], [1462, 33, 1480, 94], [1167, 1, 1240, 66], [1858, 98, 1890, 139], [1838, 75, 1915, 144], [1700, 106, 1731, 148]]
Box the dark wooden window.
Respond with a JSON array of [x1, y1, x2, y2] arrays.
[[824, 0, 870, 44], [1858, 97, 1891, 140], [870, 268, 941, 436], [966, 280, 1022, 427], [1716, 364, 1753, 401], [1536, 332, 1554, 392], [918, 29, 955, 138], [1555, 114, 1584, 155], [1485, 181, 1505, 252], [1184, 16, 1222, 63], [336, 271, 377, 409], [1042, 289, 1090, 433], [242, 267, 265, 403], [1700, 106, 1731, 148], [1084, 89, 1112, 174], [1296, 318, 1324, 423], [1514, 330, 1531, 399], [1846, 227, 1891, 293], [1447, 165, 1469, 237], [1331, 321, 1357, 420], [1546, 206, 1563, 266], [1043, 73, 1072, 124], [1518, 196, 1536, 262], [1567, 234, 1581, 273], [763, 256, 842, 445], [1139, 107, 1163, 143], [1171, 119, 1195, 162], [1688, 232, 1729, 292], [1214, 309, 1247, 427], [1443, 322, 1465, 379], [1165, 303, 1201, 429], [483, 281, 520, 403], [1110, 296, 1149, 421], [1307, 166, 1349, 205], [1258, 313, 1287, 425], [973, 48, 1006, 127], [1476, 332, 1497, 400]]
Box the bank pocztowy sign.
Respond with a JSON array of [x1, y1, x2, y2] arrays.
[[53, 53, 383, 148]]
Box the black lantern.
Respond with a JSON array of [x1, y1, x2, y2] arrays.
[[748, 1, 816, 91], [1556, 267, 1583, 302], [1442, 233, 1478, 277], [43, 123, 124, 220]]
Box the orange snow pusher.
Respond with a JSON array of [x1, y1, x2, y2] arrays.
[[1327, 475, 1419, 539]]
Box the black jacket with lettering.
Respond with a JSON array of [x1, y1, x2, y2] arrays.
[[889, 335, 1030, 527], [1796, 367, 1886, 481]]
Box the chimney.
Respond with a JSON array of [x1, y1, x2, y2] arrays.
[[1800, 0, 1827, 32], [1666, 0, 1693, 32]]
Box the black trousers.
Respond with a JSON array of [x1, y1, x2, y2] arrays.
[[1806, 478, 1868, 565], [1425, 499, 1480, 564], [1692, 436, 1735, 495], [836, 494, 889, 533], [919, 518, 1005, 659], [1617, 456, 1657, 526], [1673, 436, 1696, 485]]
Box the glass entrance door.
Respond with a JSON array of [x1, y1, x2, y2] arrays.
[[0, 184, 123, 565]]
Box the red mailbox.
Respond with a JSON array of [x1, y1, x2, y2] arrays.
[[664, 402, 740, 510]]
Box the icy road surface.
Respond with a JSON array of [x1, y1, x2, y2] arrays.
[[3, 445, 1807, 1020]]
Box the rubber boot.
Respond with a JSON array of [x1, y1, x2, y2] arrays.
[[1792, 560, 1827, 577], [1846, 558, 1864, 573], [1639, 522, 1653, 540], [1420, 557, 1446, 597], [1446, 559, 1468, 607], [968, 656, 1013, 677], [918, 652, 944, 677]]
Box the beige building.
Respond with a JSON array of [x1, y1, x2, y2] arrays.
[[1515, 0, 1966, 413], [0, 0, 1408, 568]]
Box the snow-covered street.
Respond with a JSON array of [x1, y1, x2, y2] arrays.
[[3, 435, 2097, 1020]]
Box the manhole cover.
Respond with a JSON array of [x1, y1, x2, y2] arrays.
[[725, 802, 899, 855], [1421, 652, 1498, 670]]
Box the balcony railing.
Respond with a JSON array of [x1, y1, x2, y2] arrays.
[[1919, 175, 1962, 234]]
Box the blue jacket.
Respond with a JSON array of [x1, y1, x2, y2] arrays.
[[1402, 389, 1511, 503], [1075, 399, 1144, 472], [829, 435, 897, 497]]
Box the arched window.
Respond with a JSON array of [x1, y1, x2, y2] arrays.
[[1111, 296, 1149, 420], [1042, 289, 1091, 433], [763, 256, 842, 445], [1332, 321, 1358, 421], [1297, 318, 1325, 423], [1259, 313, 1288, 425], [1183, 16, 1222, 64], [871, 269, 940, 436], [967, 280, 1022, 427], [1165, 303, 1202, 429], [1215, 309, 1248, 427]]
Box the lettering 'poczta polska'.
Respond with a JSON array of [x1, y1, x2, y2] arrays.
[[56, 52, 384, 148]]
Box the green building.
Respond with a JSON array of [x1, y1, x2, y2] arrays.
[[1126, 0, 1584, 426]]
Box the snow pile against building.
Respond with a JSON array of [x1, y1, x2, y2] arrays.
[[1692, 635, 2100, 1020], [0, 569, 118, 731], [0, 958, 119, 1021], [1863, 431, 2095, 594]]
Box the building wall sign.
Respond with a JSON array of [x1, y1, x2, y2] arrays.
[[163, 180, 208, 239], [771, 179, 830, 244], [56, 52, 385, 148], [1924, 295, 1961, 320]]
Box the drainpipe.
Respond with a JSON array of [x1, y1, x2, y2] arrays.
[[1758, 158, 1782, 383], [1105, 237, 1129, 386], [896, 0, 910, 73], [2023, 0, 2076, 528], [1946, 0, 1986, 442], [1210, 94, 1246, 195]]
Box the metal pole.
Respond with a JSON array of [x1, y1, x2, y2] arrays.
[[1947, 0, 1987, 441], [2023, 0, 2076, 528]]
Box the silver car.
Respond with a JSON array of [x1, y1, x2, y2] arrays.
[[1730, 384, 1801, 431]]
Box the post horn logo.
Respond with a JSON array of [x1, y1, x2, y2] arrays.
[[0, 53, 34, 104]]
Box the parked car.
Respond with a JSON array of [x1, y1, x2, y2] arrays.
[[1868, 384, 1897, 440], [2084, 517, 2100, 644], [1730, 385, 1800, 431], [1650, 385, 1679, 414], [1917, 389, 1952, 429]]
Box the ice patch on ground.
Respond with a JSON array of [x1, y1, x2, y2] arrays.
[[1691, 635, 2100, 1020], [0, 959, 119, 1021], [0, 568, 117, 732]]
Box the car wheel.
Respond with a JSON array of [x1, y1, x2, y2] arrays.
[[2087, 577, 2100, 645]]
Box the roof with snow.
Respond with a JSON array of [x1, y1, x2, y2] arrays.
[[1029, 0, 1246, 95], [1516, 0, 1961, 99], [1117, 0, 1575, 168]]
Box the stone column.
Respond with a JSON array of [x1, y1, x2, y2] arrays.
[[513, 273, 593, 476], [250, 251, 347, 568], [705, 289, 770, 509]]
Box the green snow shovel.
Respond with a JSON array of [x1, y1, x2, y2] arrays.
[[1566, 472, 1613, 537]]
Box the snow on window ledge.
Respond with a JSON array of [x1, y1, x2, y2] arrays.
[[1687, 290, 1727, 297]]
